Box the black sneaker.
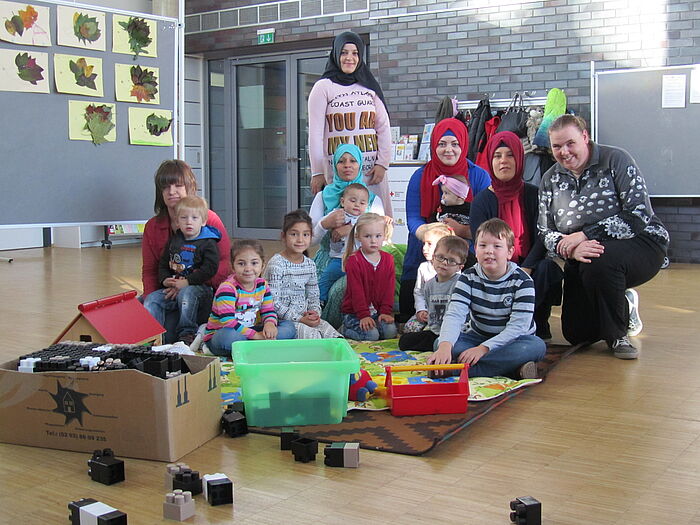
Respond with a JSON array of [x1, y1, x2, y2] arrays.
[[608, 336, 639, 359]]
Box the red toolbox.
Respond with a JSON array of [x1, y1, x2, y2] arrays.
[[384, 364, 469, 416]]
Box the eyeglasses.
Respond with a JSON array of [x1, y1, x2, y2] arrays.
[[433, 254, 462, 266]]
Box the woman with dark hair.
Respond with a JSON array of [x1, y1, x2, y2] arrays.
[[400, 117, 491, 320], [539, 115, 668, 359], [470, 131, 563, 339], [142, 160, 232, 344], [308, 31, 393, 216]]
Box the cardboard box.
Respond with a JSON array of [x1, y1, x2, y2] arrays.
[[0, 355, 221, 462]]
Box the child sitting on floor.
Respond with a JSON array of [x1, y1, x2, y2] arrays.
[[204, 239, 296, 357], [403, 222, 455, 333], [148, 196, 221, 346], [340, 213, 397, 341], [427, 218, 546, 379], [399, 236, 468, 352], [264, 209, 342, 339], [317, 183, 371, 303]]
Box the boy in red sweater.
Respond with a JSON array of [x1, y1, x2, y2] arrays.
[[341, 213, 397, 340]]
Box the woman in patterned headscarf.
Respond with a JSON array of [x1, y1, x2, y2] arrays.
[[538, 115, 669, 359]]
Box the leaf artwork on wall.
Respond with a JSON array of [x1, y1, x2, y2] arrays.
[[84, 104, 114, 144], [73, 11, 100, 44], [15, 51, 42, 84], [146, 113, 172, 136], [1, 2, 50, 46], [3, 4, 36, 36], [69, 57, 97, 90], [118, 16, 151, 57], [130, 65, 157, 102]]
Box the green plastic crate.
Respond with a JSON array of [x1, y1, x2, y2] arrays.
[[231, 339, 360, 427]]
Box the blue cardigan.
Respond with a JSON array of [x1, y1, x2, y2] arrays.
[[402, 160, 491, 282]]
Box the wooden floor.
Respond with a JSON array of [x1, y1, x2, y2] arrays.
[[1, 245, 700, 524]]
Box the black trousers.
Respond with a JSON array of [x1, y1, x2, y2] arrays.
[[561, 233, 665, 345], [398, 330, 439, 352]]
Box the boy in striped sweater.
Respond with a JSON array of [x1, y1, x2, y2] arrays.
[[427, 218, 546, 379]]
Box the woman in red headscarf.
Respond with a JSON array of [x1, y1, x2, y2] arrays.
[[400, 118, 491, 321], [470, 131, 563, 339]]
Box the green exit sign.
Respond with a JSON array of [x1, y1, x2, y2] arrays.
[[257, 29, 275, 45]]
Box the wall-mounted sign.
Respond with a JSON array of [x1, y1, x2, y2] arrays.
[[257, 28, 274, 45]]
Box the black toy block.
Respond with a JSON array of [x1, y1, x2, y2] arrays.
[[280, 429, 300, 451], [323, 442, 360, 468], [143, 356, 169, 378], [221, 408, 248, 438], [173, 468, 203, 496], [68, 498, 127, 525], [164, 463, 190, 491], [88, 448, 125, 485], [509, 496, 541, 525], [229, 401, 245, 414], [202, 473, 234, 506], [290, 437, 318, 463]]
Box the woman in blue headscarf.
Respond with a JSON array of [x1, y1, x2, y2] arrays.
[[309, 144, 385, 303]]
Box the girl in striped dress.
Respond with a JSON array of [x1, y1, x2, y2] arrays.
[[264, 210, 342, 339], [204, 239, 296, 357]]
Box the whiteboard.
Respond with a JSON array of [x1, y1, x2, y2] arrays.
[[593, 64, 700, 197]]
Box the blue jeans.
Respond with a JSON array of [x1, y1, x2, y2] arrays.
[[341, 313, 397, 341], [207, 320, 297, 357], [318, 257, 345, 302], [451, 331, 546, 378], [143, 285, 213, 341]]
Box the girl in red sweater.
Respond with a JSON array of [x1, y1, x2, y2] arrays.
[[340, 213, 397, 341]]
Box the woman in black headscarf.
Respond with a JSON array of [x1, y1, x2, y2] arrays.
[[308, 31, 393, 216]]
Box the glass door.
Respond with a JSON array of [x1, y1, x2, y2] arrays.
[[297, 56, 326, 212], [225, 52, 325, 239], [233, 59, 289, 237]]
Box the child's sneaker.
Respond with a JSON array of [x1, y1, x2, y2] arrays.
[[626, 288, 643, 337], [517, 361, 538, 379], [609, 336, 639, 359]]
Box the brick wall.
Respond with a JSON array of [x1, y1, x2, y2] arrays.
[[185, 0, 700, 262]]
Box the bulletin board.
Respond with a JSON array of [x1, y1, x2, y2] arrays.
[[593, 64, 700, 197], [0, 0, 179, 226]]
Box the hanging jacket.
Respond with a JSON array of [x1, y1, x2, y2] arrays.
[[475, 115, 501, 172], [467, 98, 492, 162], [435, 96, 457, 123]]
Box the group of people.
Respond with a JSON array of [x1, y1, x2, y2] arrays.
[[139, 30, 669, 380]]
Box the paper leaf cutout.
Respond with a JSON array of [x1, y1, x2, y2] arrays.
[[118, 17, 152, 57], [15, 52, 43, 84], [73, 12, 101, 44], [84, 104, 114, 144], [146, 113, 172, 136], [4, 5, 37, 36], [4, 15, 22, 36], [129, 65, 158, 102], [69, 57, 98, 90], [20, 5, 38, 29]]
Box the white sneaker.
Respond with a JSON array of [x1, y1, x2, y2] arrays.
[[626, 289, 643, 337]]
